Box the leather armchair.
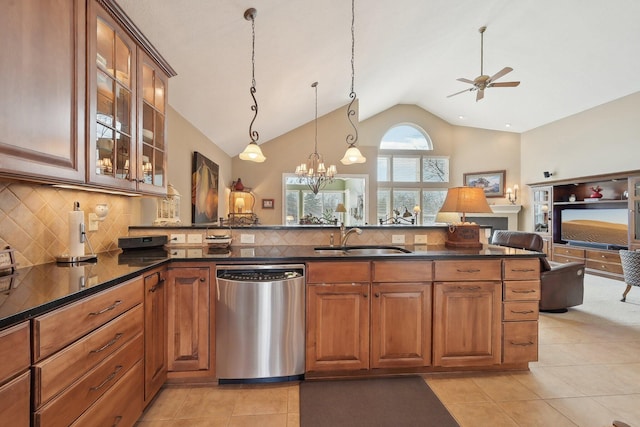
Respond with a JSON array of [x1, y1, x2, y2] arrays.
[[491, 230, 585, 313]]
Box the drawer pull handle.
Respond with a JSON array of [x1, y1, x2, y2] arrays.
[[363, 293, 368, 298], [455, 286, 481, 291], [90, 365, 123, 391], [512, 289, 536, 294], [510, 340, 534, 346], [511, 310, 534, 314], [90, 333, 124, 353], [456, 268, 480, 273], [89, 300, 122, 316], [112, 416, 123, 427], [511, 268, 535, 272]]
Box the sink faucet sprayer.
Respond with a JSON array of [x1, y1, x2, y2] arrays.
[[340, 223, 363, 247]]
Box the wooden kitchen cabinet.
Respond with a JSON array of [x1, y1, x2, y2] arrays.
[[143, 267, 167, 406], [0, 0, 86, 183], [370, 261, 432, 369], [87, 0, 174, 194], [166, 264, 214, 379], [306, 262, 370, 372], [0, 322, 31, 427]]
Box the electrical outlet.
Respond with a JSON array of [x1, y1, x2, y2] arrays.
[[187, 234, 202, 244], [414, 235, 428, 244], [187, 248, 203, 257], [170, 233, 185, 244], [391, 234, 405, 244], [240, 234, 255, 244]]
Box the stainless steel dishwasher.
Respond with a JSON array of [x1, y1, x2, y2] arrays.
[[215, 264, 305, 383]]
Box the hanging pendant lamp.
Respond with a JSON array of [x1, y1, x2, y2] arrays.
[[239, 8, 266, 163], [295, 82, 337, 194], [341, 0, 366, 165]]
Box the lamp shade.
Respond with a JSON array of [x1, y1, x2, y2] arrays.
[[434, 211, 460, 224], [239, 142, 266, 163], [439, 187, 492, 222], [340, 146, 366, 165], [335, 203, 347, 213]]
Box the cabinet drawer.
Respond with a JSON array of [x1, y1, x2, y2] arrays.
[[585, 249, 621, 263], [372, 260, 432, 282], [33, 305, 143, 408], [34, 333, 143, 427], [503, 321, 538, 364], [503, 259, 540, 280], [586, 260, 623, 275], [503, 281, 540, 301], [33, 277, 143, 361], [434, 260, 501, 281], [0, 370, 30, 427], [553, 246, 585, 258], [0, 322, 30, 382], [503, 302, 539, 321], [70, 360, 143, 427], [552, 254, 583, 264], [307, 261, 370, 284]]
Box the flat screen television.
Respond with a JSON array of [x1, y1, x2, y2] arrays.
[[560, 208, 628, 250]]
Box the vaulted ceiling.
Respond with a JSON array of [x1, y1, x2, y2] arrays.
[[117, 0, 640, 157]]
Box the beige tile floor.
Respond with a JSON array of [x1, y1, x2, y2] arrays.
[[137, 274, 640, 427]]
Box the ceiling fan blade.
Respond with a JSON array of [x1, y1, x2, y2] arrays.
[[489, 81, 520, 87], [447, 88, 474, 98], [456, 77, 475, 84], [488, 67, 513, 83], [476, 89, 484, 102]]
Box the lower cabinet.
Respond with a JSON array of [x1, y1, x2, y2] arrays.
[[166, 263, 214, 380], [305, 260, 432, 373], [143, 267, 167, 406], [433, 281, 502, 367], [0, 322, 31, 427]]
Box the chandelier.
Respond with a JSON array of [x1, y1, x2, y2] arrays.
[[340, 0, 366, 165], [295, 82, 337, 194], [239, 8, 266, 163]]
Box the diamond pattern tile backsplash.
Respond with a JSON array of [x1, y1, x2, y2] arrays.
[[0, 181, 134, 267]]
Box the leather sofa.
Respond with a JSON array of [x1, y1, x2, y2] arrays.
[[491, 230, 585, 312]]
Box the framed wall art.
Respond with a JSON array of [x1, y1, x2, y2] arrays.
[[192, 152, 219, 224], [463, 170, 506, 198], [262, 199, 274, 209]]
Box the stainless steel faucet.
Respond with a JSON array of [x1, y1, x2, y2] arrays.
[[340, 223, 363, 247]]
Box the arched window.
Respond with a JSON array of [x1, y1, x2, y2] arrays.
[[377, 124, 449, 224]]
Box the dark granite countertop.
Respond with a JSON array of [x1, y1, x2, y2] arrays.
[[0, 244, 542, 329]]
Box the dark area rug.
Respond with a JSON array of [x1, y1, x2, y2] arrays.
[[300, 376, 459, 427]]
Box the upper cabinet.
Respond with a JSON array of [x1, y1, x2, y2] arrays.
[[0, 0, 86, 183], [88, 0, 175, 195], [0, 0, 175, 195]]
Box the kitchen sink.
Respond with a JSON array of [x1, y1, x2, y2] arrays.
[[314, 246, 412, 256]]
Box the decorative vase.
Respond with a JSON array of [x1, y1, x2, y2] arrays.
[[569, 194, 576, 202], [589, 186, 603, 198], [234, 178, 245, 191]]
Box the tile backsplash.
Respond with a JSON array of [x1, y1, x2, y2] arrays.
[[0, 181, 135, 267]]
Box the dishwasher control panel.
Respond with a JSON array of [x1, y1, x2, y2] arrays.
[[216, 264, 305, 282]]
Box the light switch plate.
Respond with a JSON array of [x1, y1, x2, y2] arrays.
[[187, 234, 202, 244], [391, 235, 405, 244], [414, 235, 428, 244], [241, 234, 255, 244]]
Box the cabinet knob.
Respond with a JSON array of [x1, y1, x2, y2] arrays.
[[200, 277, 206, 282], [363, 293, 368, 298], [375, 292, 380, 298]]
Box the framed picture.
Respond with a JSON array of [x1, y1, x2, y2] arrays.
[[262, 199, 274, 209], [192, 152, 219, 224], [463, 170, 506, 198]]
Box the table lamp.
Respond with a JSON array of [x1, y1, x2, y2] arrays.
[[335, 203, 347, 225], [439, 186, 492, 248]]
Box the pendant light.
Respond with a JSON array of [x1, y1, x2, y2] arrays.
[[340, 0, 366, 165], [239, 8, 266, 163], [295, 82, 337, 194]]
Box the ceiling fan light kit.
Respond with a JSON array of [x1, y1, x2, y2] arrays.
[[447, 25, 520, 101]]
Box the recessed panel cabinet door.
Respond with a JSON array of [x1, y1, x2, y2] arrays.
[[144, 268, 167, 406], [433, 281, 501, 367], [0, 0, 85, 182]]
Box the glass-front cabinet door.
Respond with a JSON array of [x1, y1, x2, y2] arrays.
[[531, 186, 552, 256], [629, 176, 640, 250], [137, 51, 168, 194], [88, 2, 137, 191]]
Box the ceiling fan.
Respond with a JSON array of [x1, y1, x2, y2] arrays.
[[447, 26, 520, 101]]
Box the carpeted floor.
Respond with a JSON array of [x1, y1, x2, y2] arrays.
[[300, 376, 459, 427]]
